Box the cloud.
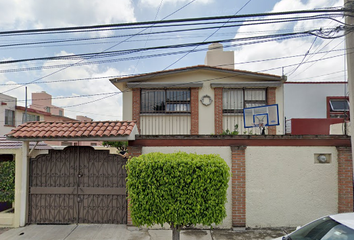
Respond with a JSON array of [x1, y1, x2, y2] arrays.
[[39, 53, 124, 121], [0, 0, 136, 30], [139, 0, 213, 8], [233, 0, 346, 82]]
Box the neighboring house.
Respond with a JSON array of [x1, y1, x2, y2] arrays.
[[1, 92, 101, 147], [111, 43, 286, 136], [30, 91, 64, 116], [284, 82, 349, 135], [0, 94, 48, 137]]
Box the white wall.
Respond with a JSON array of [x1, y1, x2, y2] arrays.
[[284, 83, 348, 119], [246, 146, 338, 227], [142, 147, 232, 229], [0, 94, 17, 137]]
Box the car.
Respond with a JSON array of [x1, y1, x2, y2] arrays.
[[273, 212, 354, 240]]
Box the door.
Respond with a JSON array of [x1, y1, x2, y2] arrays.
[[28, 146, 127, 224]]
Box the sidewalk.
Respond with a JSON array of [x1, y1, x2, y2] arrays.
[[0, 225, 292, 240]]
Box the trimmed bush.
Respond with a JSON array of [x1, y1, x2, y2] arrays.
[[0, 161, 15, 203], [126, 152, 230, 229]]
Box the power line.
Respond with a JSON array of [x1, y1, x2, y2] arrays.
[[0, 8, 349, 36]]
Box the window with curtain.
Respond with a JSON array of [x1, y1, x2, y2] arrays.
[[223, 88, 267, 113], [140, 89, 190, 114]]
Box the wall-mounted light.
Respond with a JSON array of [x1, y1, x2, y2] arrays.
[[315, 153, 331, 164], [317, 154, 327, 163]]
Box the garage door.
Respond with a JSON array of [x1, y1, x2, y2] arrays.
[[28, 146, 127, 224]]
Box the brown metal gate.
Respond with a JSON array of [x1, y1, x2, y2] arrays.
[[28, 146, 127, 224]]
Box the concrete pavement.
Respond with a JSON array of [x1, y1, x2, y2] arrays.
[[0, 225, 291, 240]]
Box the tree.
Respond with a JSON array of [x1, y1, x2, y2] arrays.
[[102, 141, 128, 154], [126, 152, 230, 240], [0, 160, 15, 203]]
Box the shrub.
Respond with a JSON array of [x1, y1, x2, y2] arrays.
[[126, 152, 230, 239], [0, 161, 15, 203]]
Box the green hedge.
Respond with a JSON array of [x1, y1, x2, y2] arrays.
[[126, 152, 230, 227], [0, 161, 15, 202]]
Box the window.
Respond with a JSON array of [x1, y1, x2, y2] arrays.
[[329, 99, 349, 112], [223, 88, 267, 113], [328, 97, 349, 119], [141, 89, 191, 114], [59, 110, 63, 116], [46, 107, 50, 113], [23, 113, 40, 123], [4, 109, 15, 126]]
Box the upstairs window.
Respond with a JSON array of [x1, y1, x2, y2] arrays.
[[5, 109, 15, 126], [22, 113, 40, 123], [328, 97, 349, 119], [141, 89, 191, 114], [223, 88, 267, 113]]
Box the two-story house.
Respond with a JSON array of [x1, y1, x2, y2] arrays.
[[111, 43, 286, 136], [109, 43, 352, 228]]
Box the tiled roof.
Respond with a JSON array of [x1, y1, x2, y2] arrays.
[[110, 65, 283, 83], [15, 106, 51, 116], [6, 121, 136, 139], [0, 137, 52, 150]]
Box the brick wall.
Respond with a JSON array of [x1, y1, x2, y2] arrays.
[[132, 88, 141, 132], [267, 87, 276, 135], [190, 88, 199, 135], [337, 146, 354, 213], [231, 146, 246, 227], [214, 87, 223, 135], [126, 145, 142, 225]]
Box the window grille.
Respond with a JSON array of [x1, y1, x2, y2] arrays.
[[141, 89, 190, 114]]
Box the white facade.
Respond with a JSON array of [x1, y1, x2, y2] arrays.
[[142, 145, 339, 228], [284, 82, 348, 119], [0, 94, 17, 137]]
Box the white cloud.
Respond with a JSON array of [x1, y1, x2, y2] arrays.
[[140, 0, 212, 8], [0, 0, 136, 30], [39, 53, 124, 121], [233, 0, 346, 82]]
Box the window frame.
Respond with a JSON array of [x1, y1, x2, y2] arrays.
[[222, 88, 267, 114], [4, 109, 15, 126], [327, 96, 350, 119], [140, 89, 191, 114]]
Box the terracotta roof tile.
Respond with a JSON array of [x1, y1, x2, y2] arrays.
[[5, 121, 136, 140]]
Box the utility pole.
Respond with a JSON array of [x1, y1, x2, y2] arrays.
[[24, 87, 27, 123], [345, 0, 354, 170]]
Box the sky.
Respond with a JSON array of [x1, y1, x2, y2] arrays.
[[0, 0, 347, 121]]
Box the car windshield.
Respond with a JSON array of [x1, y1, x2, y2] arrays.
[[286, 217, 354, 240]]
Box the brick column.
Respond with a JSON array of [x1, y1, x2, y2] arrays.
[[132, 88, 141, 133], [190, 88, 199, 135], [214, 87, 223, 135], [126, 145, 142, 225], [231, 146, 246, 227], [267, 87, 277, 135], [337, 147, 353, 213]]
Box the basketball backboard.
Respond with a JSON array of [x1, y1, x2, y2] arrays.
[[243, 104, 279, 128]]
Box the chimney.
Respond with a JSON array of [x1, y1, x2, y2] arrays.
[[204, 43, 234, 69]]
